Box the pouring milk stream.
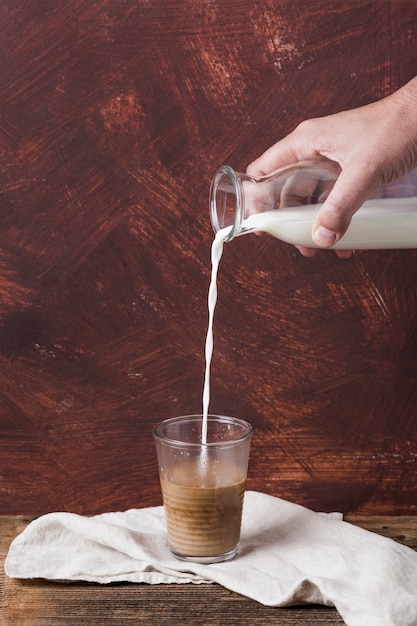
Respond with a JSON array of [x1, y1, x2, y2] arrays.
[[202, 231, 224, 444], [202, 158, 417, 444]]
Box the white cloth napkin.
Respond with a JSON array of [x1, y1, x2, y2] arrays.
[[5, 491, 417, 626]]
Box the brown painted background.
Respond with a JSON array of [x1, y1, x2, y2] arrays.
[[0, 0, 416, 516]]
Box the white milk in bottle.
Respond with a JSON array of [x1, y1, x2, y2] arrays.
[[209, 160, 417, 248], [240, 197, 417, 249]]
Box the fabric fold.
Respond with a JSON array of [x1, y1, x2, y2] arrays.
[[5, 491, 417, 626]]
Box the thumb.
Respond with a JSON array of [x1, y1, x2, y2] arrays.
[[312, 165, 379, 248]]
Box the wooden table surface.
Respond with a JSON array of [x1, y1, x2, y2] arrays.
[[1, 515, 417, 625]]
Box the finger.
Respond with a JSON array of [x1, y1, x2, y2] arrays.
[[295, 245, 352, 259], [295, 245, 318, 257], [246, 135, 307, 177], [280, 172, 320, 207], [311, 164, 379, 247], [335, 249, 354, 259]]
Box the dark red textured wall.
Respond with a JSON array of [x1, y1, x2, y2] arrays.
[[0, 0, 417, 515]]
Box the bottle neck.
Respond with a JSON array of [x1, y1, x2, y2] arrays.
[[210, 165, 246, 242]]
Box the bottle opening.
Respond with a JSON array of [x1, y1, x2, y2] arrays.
[[210, 166, 243, 242]]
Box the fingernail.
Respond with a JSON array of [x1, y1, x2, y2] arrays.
[[313, 226, 337, 247]]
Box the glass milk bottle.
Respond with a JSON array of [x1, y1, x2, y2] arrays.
[[209, 158, 417, 248]]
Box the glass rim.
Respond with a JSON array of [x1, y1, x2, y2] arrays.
[[152, 413, 253, 447], [209, 165, 243, 243]]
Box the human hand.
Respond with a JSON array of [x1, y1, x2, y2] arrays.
[[247, 77, 417, 257]]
